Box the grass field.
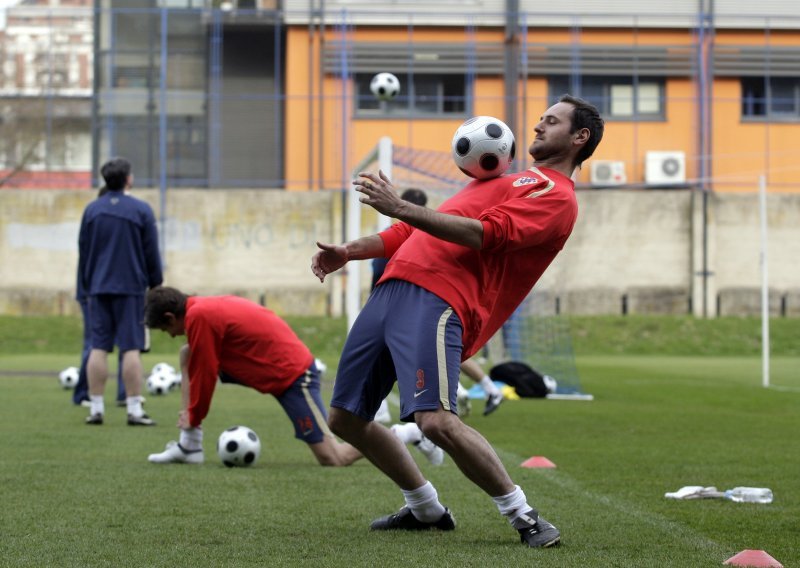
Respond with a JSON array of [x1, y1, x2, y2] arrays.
[[1, 315, 798, 567]]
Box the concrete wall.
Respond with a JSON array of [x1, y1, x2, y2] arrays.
[[1, 188, 798, 317]]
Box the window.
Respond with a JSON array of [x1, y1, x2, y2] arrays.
[[742, 77, 800, 120], [355, 73, 468, 118], [549, 76, 665, 120]]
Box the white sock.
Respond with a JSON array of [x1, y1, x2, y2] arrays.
[[391, 422, 423, 445], [90, 395, 104, 416], [492, 485, 532, 523], [126, 396, 144, 418], [402, 481, 446, 522], [480, 376, 500, 397], [179, 427, 203, 451]]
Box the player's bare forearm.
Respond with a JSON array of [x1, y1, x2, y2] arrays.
[[355, 170, 483, 250], [396, 201, 483, 250]]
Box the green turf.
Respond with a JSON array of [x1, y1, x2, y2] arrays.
[[0, 316, 798, 567]]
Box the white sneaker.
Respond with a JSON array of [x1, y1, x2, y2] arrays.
[[375, 399, 392, 424], [456, 384, 472, 418], [148, 440, 204, 464], [414, 435, 444, 466]]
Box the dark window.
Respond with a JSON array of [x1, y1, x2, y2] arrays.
[[355, 73, 468, 118], [549, 76, 665, 121], [743, 77, 800, 120]]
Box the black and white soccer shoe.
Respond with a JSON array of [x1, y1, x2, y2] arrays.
[[370, 506, 455, 531], [513, 509, 561, 548]]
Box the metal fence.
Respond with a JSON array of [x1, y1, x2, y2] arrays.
[[1, 4, 799, 192]]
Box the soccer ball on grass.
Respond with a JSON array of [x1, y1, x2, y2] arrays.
[[451, 116, 516, 180], [58, 366, 80, 389], [370, 72, 400, 102], [217, 426, 261, 468], [146, 370, 173, 395]]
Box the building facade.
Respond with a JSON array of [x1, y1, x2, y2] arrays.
[[0, 0, 92, 188]]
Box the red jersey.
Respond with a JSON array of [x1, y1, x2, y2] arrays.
[[184, 296, 314, 427], [378, 166, 577, 359]]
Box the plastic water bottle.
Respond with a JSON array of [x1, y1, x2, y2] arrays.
[[724, 487, 773, 504]]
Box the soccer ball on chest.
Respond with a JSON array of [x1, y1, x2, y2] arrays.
[[452, 116, 516, 180], [217, 426, 261, 468], [370, 72, 400, 102]]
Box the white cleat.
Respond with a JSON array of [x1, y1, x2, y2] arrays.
[[414, 434, 444, 466], [375, 399, 392, 424], [456, 383, 472, 418], [148, 440, 204, 464]]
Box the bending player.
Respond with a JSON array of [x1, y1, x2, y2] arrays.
[[144, 286, 362, 467]]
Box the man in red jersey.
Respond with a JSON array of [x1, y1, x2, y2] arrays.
[[143, 286, 362, 467], [311, 95, 603, 547]]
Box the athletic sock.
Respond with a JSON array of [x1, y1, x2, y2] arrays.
[[90, 395, 104, 416], [480, 376, 500, 397], [390, 422, 423, 444], [402, 481, 447, 523], [126, 396, 144, 418], [179, 427, 203, 451], [493, 485, 532, 523]]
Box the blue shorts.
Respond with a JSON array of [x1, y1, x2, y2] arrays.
[[331, 279, 463, 422], [221, 360, 331, 445], [88, 294, 146, 352]]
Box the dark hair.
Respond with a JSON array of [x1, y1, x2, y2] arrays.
[[559, 94, 604, 168], [100, 157, 132, 191], [144, 286, 188, 328], [400, 188, 427, 207]]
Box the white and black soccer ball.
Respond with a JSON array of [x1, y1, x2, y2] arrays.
[[151, 362, 176, 376], [451, 116, 516, 180], [58, 366, 80, 389], [146, 370, 173, 395], [217, 426, 261, 468], [370, 72, 400, 102]]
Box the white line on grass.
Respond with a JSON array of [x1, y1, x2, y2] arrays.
[[493, 446, 731, 557]]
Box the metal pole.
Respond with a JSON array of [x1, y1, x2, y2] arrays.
[[504, 0, 519, 170], [759, 175, 770, 388], [158, 7, 168, 263]]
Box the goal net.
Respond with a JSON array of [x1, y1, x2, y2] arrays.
[[350, 137, 591, 399]]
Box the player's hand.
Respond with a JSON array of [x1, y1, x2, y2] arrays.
[[354, 170, 402, 217], [311, 241, 348, 282]]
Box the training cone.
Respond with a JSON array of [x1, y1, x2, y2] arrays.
[[724, 549, 783, 567], [521, 456, 556, 468]]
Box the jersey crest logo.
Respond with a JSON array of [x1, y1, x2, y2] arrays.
[[512, 176, 539, 187]]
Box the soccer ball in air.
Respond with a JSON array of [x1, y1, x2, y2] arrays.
[[146, 370, 173, 395], [370, 72, 400, 102], [217, 426, 261, 468], [451, 116, 516, 180], [58, 366, 80, 389]]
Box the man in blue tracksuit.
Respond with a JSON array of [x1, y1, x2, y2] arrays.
[[78, 157, 163, 426]]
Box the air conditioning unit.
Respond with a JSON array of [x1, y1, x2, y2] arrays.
[[590, 160, 627, 187], [645, 151, 686, 186]]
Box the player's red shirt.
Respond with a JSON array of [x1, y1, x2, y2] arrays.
[[184, 296, 313, 427], [378, 166, 577, 360]]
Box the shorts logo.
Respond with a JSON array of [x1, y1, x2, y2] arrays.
[[512, 176, 539, 187], [415, 369, 425, 389], [297, 416, 314, 437]]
